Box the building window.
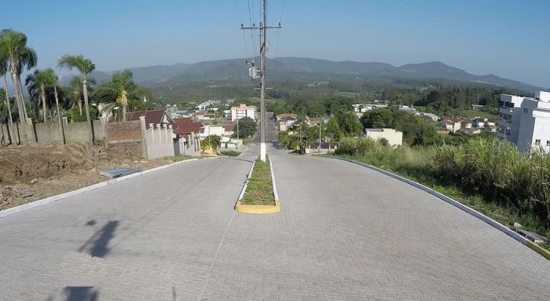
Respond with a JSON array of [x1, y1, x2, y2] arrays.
[[535, 139, 541, 145], [523, 108, 529, 114]]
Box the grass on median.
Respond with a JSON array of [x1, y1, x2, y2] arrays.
[[241, 157, 276, 206]]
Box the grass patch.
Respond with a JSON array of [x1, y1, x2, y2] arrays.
[[220, 150, 241, 157], [166, 155, 193, 162], [241, 158, 276, 206]]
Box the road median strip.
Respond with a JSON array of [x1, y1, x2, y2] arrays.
[[235, 157, 280, 214]]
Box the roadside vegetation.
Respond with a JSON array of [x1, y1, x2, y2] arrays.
[[335, 137, 550, 245], [220, 150, 240, 157], [241, 158, 276, 206]]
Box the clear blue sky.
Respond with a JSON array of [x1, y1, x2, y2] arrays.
[[2, 0, 549, 87]]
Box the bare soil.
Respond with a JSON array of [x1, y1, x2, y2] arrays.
[[0, 143, 181, 211]]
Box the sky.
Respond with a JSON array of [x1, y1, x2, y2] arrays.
[[2, 0, 549, 88]]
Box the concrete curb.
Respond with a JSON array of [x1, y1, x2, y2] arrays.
[[0, 157, 214, 219], [235, 157, 280, 214], [325, 155, 550, 261], [269, 158, 280, 202]]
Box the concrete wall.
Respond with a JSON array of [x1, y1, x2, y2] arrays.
[[144, 124, 174, 159], [365, 128, 403, 146], [105, 121, 141, 143], [1, 120, 105, 146], [104, 120, 144, 158], [2, 118, 189, 160]]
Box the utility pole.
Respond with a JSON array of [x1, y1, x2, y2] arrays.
[[241, 0, 281, 162]]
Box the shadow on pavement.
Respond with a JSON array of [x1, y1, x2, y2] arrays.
[[78, 220, 119, 258], [64, 286, 99, 301]]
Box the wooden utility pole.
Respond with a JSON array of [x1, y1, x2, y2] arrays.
[[241, 0, 281, 162]]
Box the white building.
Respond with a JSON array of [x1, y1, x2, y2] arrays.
[[499, 91, 550, 151], [417, 112, 440, 122], [199, 125, 225, 138], [364, 128, 403, 146], [231, 104, 256, 122], [352, 103, 388, 113]]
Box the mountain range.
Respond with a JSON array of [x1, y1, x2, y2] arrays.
[[85, 57, 541, 93]]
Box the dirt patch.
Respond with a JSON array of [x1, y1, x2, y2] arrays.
[[0, 143, 188, 211]]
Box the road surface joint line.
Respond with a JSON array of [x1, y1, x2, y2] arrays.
[[198, 210, 236, 299], [234, 158, 280, 214], [0, 157, 217, 218], [325, 155, 550, 261]]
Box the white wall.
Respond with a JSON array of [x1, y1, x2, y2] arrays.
[[144, 124, 175, 159], [365, 128, 403, 146], [200, 125, 225, 138]]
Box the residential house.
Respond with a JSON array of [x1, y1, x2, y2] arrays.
[[194, 111, 216, 121], [126, 109, 173, 129], [417, 112, 440, 122], [461, 119, 472, 129], [276, 113, 298, 132], [200, 125, 225, 138], [172, 118, 202, 136], [222, 124, 235, 137], [499, 90, 550, 151], [472, 117, 486, 128], [352, 103, 388, 113], [440, 118, 462, 133]]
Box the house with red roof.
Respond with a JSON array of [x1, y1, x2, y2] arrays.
[[126, 109, 173, 129], [173, 118, 203, 136]]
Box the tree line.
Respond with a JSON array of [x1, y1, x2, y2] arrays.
[[0, 29, 153, 143]]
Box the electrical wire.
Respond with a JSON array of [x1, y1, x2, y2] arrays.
[[233, 0, 253, 60]]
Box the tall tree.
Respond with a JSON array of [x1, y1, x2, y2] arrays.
[[58, 54, 95, 142], [0, 29, 37, 123], [67, 76, 84, 116], [0, 54, 13, 127], [93, 70, 147, 121], [34, 69, 59, 122]]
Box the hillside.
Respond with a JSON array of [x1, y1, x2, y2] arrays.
[[69, 57, 542, 95]]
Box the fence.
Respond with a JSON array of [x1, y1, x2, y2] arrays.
[[0, 119, 106, 146], [1, 116, 202, 160], [143, 122, 175, 159]]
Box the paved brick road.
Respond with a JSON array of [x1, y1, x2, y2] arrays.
[[1, 145, 549, 300]]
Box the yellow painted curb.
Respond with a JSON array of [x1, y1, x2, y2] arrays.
[[526, 241, 550, 260], [234, 200, 280, 214]]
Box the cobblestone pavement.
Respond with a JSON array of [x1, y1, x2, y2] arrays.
[[1, 145, 549, 300]]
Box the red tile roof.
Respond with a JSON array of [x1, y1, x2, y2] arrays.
[[173, 117, 203, 135], [222, 124, 235, 132], [126, 109, 171, 127]]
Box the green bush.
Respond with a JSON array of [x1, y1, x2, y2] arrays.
[[220, 150, 240, 157]]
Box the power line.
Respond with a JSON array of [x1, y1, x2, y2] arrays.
[[233, 0, 253, 59]]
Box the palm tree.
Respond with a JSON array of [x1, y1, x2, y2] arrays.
[[66, 76, 96, 116], [0, 29, 37, 124], [94, 70, 145, 121], [68, 76, 83, 116], [58, 54, 95, 143], [33, 69, 59, 122], [0, 55, 13, 127]]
